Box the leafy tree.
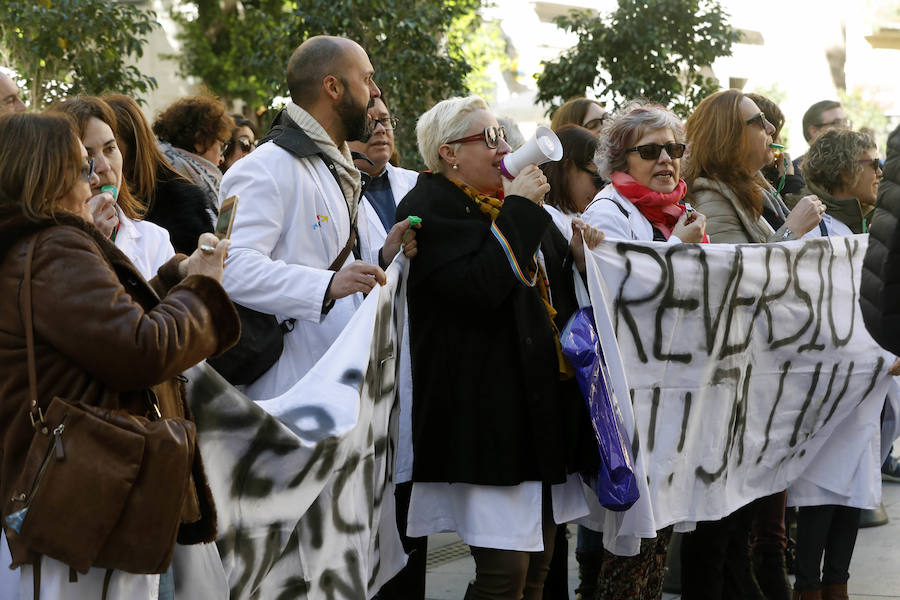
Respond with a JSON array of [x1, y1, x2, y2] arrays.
[[0, 0, 158, 109], [839, 87, 890, 152], [536, 0, 738, 118], [172, 0, 493, 168]]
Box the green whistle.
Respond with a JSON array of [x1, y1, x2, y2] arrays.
[[401, 215, 422, 248], [101, 184, 118, 199]]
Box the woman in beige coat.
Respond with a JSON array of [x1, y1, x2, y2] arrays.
[[679, 89, 824, 600]]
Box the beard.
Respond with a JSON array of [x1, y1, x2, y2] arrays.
[[339, 86, 374, 142]]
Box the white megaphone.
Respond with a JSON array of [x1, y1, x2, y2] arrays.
[[500, 126, 563, 179]]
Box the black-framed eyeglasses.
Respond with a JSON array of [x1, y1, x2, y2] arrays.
[[578, 165, 605, 189], [745, 112, 770, 130], [583, 116, 608, 131], [80, 157, 95, 182], [858, 157, 882, 172], [625, 142, 686, 160], [447, 126, 508, 149], [816, 117, 851, 129], [372, 116, 399, 131]]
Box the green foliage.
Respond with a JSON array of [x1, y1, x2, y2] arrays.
[[173, 0, 494, 169], [535, 0, 738, 118], [839, 87, 890, 152], [0, 0, 158, 109], [447, 13, 509, 102]]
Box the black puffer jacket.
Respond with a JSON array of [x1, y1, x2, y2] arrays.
[[861, 124, 900, 354]]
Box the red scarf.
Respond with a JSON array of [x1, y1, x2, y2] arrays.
[[610, 171, 689, 240]]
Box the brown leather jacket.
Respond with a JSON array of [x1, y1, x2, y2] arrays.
[[0, 211, 240, 564]]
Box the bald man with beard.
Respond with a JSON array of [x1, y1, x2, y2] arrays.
[[218, 36, 416, 399]]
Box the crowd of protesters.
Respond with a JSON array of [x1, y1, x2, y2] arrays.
[[0, 32, 899, 600]]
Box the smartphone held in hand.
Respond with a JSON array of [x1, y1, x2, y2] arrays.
[[216, 195, 239, 240]]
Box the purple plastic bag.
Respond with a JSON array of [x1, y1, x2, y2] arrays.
[[561, 306, 639, 511]]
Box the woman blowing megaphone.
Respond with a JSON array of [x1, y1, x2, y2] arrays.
[[395, 96, 603, 600]]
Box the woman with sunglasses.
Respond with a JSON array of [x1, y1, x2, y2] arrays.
[[0, 111, 238, 599], [582, 101, 707, 248], [783, 128, 882, 600], [576, 101, 705, 600], [790, 128, 881, 238], [104, 94, 215, 256], [679, 89, 824, 600], [685, 89, 823, 245], [152, 95, 235, 222], [222, 115, 257, 173], [396, 96, 602, 600]]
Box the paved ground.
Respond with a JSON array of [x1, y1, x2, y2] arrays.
[[424, 481, 900, 599]]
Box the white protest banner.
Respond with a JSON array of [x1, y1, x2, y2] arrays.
[[583, 235, 895, 555], [181, 259, 407, 600]]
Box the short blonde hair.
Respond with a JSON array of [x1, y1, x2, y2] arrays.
[[417, 96, 489, 173]]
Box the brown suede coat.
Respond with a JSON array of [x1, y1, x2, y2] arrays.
[[0, 210, 239, 565]]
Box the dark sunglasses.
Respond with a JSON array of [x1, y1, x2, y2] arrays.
[[80, 157, 95, 182], [745, 112, 771, 129], [372, 116, 399, 131], [625, 142, 686, 160], [447, 126, 508, 149], [858, 157, 882, 172], [579, 165, 605, 189], [223, 138, 255, 156]]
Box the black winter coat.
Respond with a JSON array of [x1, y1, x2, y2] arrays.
[[861, 124, 900, 354], [396, 172, 598, 485], [145, 165, 215, 255]]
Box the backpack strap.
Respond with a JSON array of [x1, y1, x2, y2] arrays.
[[584, 196, 638, 239]]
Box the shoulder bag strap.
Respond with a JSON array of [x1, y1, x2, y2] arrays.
[[327, 226, 358, 272], [23, 235, 48, 435], [319, 151, 360, 268]]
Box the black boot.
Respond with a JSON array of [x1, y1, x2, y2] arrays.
[[574, 551, 603, 600], [724, 517, 766, 600], [753, 551, 792, 600]]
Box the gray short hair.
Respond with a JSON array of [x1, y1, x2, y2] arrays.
[[416, 96, 489, 173], [596, 100, 685, 179]]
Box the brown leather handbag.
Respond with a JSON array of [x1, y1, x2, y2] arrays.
[[3, 236, 198, 575]]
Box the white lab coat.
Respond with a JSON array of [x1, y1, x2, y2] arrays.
[[356, 164, 419, 483], [357, 164, 419, 264], [220, 140, 363, 401], [114, 213, 175, 281]]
